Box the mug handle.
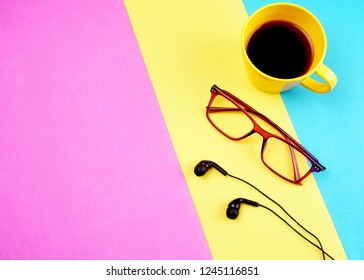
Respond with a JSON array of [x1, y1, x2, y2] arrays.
[[301, 64, 337, 93]]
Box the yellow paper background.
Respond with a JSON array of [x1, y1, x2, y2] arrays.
[[124, 0, 346, 259]]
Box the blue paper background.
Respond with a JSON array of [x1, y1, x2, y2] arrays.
[[243, 0, 364, 259]]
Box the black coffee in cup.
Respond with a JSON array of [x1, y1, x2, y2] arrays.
[[246, 20, 313, 79]]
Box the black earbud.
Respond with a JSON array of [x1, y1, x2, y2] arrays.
[[194, 160, 228, 177], [226, 198, 260, 219]]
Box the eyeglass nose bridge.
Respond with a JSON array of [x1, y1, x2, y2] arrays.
[[246, 120, 275, 141], [239, 121, 276, 149]]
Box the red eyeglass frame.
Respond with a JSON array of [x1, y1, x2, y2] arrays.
[[206, 84, 326, 184]]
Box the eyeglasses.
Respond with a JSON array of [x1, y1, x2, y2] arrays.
[[206, 85, 326, 184]]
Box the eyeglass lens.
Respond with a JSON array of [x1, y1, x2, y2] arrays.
[[207, 94, 312, 182]]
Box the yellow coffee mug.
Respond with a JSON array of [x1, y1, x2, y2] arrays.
[[242, 3, 337, 93]]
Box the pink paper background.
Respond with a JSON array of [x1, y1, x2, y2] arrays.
[[0, 0, 211, 259]]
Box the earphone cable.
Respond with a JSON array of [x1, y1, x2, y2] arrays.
[[227, 173, 333, 260], [258, 203, 334, 260]]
